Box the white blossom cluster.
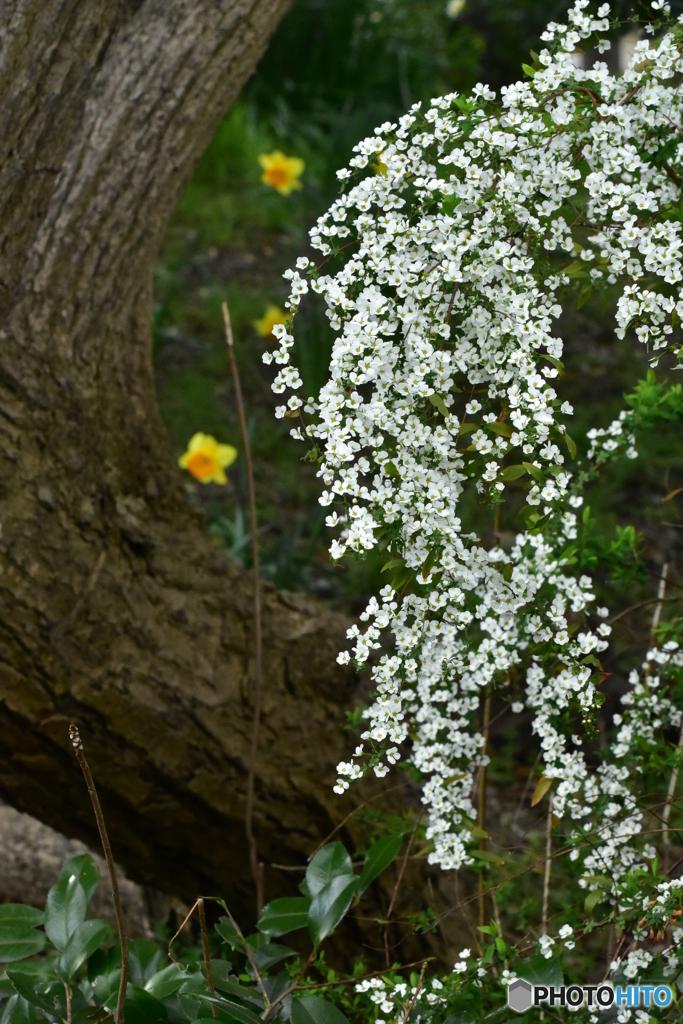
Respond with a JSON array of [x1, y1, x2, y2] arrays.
[[266, 0, 683, 894]]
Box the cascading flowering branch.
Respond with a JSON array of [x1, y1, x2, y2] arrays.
[[266, 0, 683, 894]]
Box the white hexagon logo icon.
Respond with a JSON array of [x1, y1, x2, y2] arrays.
[[507, 979, 533, 1013]]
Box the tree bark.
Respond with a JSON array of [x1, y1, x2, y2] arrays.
[[0, 0, 366, 916]]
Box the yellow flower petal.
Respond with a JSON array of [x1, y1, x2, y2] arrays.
[[253, 304, 287, 338], [258, 150, 304, 196], [178, 434, 236, 485]]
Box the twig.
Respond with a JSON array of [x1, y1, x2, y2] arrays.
[[608, 594, 680, 625], [168, 899, 200, 968], [402, 961, 427, 1024], [221, 905, 271, 1010], [384, 823, 419, 968], [541, 793, 553, 936], [222, 300, 264, 914], [198, 899, 218, 1017], [478, 694, 492, 928], [261, 949, 315, 1020], [63, 982, 72, 1024], [69, 724, 128, 1024]]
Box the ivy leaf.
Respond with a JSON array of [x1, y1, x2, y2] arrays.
[[358, 834, 403, 895]]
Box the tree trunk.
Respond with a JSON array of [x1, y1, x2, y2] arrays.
[[0, 0, 366, 916]]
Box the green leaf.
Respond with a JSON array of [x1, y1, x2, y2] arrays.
[[470, 849, 505, 867], [6, 973, 59, 1014], [384, 461, 400, 478], [563, 431, 577, 459], [516, 956, 563, 989], [308, 875, 359, 946], [0, 926, 46, 964], [58, 855, 99, 904], [522, 63, 536, 77], [4, 995, 37, 1024], [0, 908, 44, 929], [444, 1015, 476, 1024], [306, 844, 354, 897], [59, 919, 111, 978], [292, 997, 351, 1024], [486, 421, 512, 437], [428, 394, 449, 417], [522, 462, 543, 483], [584, 888, 605, 913], [577, 283, 592, 308], [531, 775, 553, 807], [257, 897, 311, 937], [197, 997, 263, 1024], [44, 875, 87, 951], [457, 422, 477, 434], [499, 464, 527, 481], [358, 834, 402, 895], [125, 984, 169, 1024], [541, 355, 564, 375], [129, 940, 162, 986], [144, 964, 187, 1001], [380, 558, 405, 574], [215, 917, 241, 949], [251, 943, 296, 972]]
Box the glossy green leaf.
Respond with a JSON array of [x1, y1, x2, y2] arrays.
[[0, 926, 46, 964], [251, 943, 296, 972], [498, 464, 527, 481], [291, 996, 350, 1024], [60, 919, 111, 978], [308, 875, 359, 946], [358, 834, 402, 895], [486, 421, 512, 437], [58, 855, 99, 904], [5, 995, 38, 1024], [563, 431, 577, 459], [0, 907, 44, 929], [44, 875, 87, 951], [215, 917, 241, 949], [257, 897, 311, 937], [522, 461, 543, 483], [305, 844, 354, 897], [197, 996, 263, 1024], [7, 972, 57, 1013], [144, 964, 187, 1001], [125, 984, 169, 1024], [129, 940, 163, 986]]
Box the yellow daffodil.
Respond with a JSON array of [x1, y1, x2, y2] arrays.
[[258, 150, 304, 195], [178, 433, 237, 485], [253, 304, 287, 338]]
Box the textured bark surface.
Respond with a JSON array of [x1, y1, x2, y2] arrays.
[[0, 0, 372, 917]]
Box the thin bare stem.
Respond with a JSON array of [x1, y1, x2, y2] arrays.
[[402, 961, 427, 1024], [63, 982, 72, 1024], [69, 724, 128, 1024], [198, 899, 218, 1017], [168, 899, 199, 969], [221, 905, 271, 1010], [384, 823, 419, 968], [541, 793, 553, 936], [261, 949, 315, 1020], [222, 300, 264, 914], [478, 694, 492, 928]]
